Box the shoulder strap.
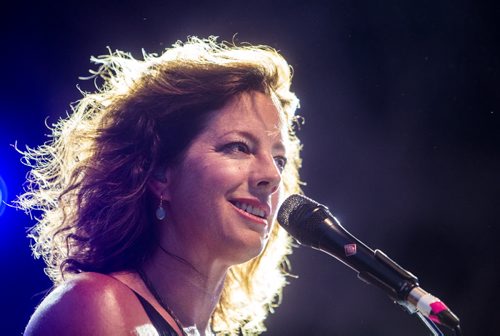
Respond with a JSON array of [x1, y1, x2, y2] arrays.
[[133, 290, 180, 336]]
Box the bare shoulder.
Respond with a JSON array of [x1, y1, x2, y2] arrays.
[[25, 272, 150, 336]]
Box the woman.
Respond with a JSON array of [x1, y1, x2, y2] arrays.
[[17, 37, 303, 335]]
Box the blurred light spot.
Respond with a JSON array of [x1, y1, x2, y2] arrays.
[[0, 175, 7, 216]]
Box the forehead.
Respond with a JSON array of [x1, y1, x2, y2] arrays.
[[205, 91, 286, 141]]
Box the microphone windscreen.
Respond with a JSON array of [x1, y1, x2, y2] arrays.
[[278, 194, 312, 227], [278, 194, 329, 246]]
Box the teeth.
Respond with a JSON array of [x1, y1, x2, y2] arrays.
[[234, 201, 266, 218]]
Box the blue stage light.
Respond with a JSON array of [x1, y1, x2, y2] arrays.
[[0, 175, 7, 216]]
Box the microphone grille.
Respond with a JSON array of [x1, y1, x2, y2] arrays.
[[277, 193, 319, 231], [277, 194, 315, 226], [278, 194, 334, 247]]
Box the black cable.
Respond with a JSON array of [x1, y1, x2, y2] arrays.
[[454, 325, 463, 336]]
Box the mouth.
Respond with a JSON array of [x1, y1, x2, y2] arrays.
[[230, 200, 269, 219]]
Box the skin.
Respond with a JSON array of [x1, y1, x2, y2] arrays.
[[24, 272, 183, 336], [24, 91, 287, 335]]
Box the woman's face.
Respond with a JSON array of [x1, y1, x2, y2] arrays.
[[161, 91, 287, 266]]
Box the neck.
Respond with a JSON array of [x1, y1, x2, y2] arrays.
[[141, 244, 228, 334]]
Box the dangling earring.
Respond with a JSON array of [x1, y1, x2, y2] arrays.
[[155, 195, 166, 221]]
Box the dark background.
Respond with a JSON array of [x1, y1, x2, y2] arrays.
[[1, 1, 498, 335]]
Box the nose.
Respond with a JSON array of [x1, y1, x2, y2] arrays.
[[251, 154, 282, 195]]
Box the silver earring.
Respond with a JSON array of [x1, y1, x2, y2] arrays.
[[155, 195, 166, 221]]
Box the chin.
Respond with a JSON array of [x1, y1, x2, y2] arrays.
[[225, 236, 267, 266]]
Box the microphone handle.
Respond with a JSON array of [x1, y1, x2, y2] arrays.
[[311, 209, 460, 329], [314, 214, 419, 302]]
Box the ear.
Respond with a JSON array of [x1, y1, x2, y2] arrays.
[[148, 167, 173, 201]]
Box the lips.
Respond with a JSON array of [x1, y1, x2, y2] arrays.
[[233, 201, 267, 218], [229, 198, 271, 221]]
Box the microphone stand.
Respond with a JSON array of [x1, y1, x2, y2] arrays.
[[374, 247, 460, 335], [277, 195, 462, 335], [397, 288, 446, 335], [415, 311, 443, 336]]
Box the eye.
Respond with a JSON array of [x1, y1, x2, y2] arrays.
[[274, 156, 287, 172], [222, 141, 251, 154]]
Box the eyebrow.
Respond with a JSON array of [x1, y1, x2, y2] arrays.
[[219, 130, 286, 153]]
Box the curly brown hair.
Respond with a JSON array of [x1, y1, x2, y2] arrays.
[[16, 36, 302, 335]]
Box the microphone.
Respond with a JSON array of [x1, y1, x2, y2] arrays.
[[277, 194, 460, 330]]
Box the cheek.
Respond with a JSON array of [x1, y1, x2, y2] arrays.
[[270, 184, 283, 217], [197, 159, 246, 191]]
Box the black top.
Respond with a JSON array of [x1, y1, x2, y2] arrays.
[[133, 291, 180, 336]]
